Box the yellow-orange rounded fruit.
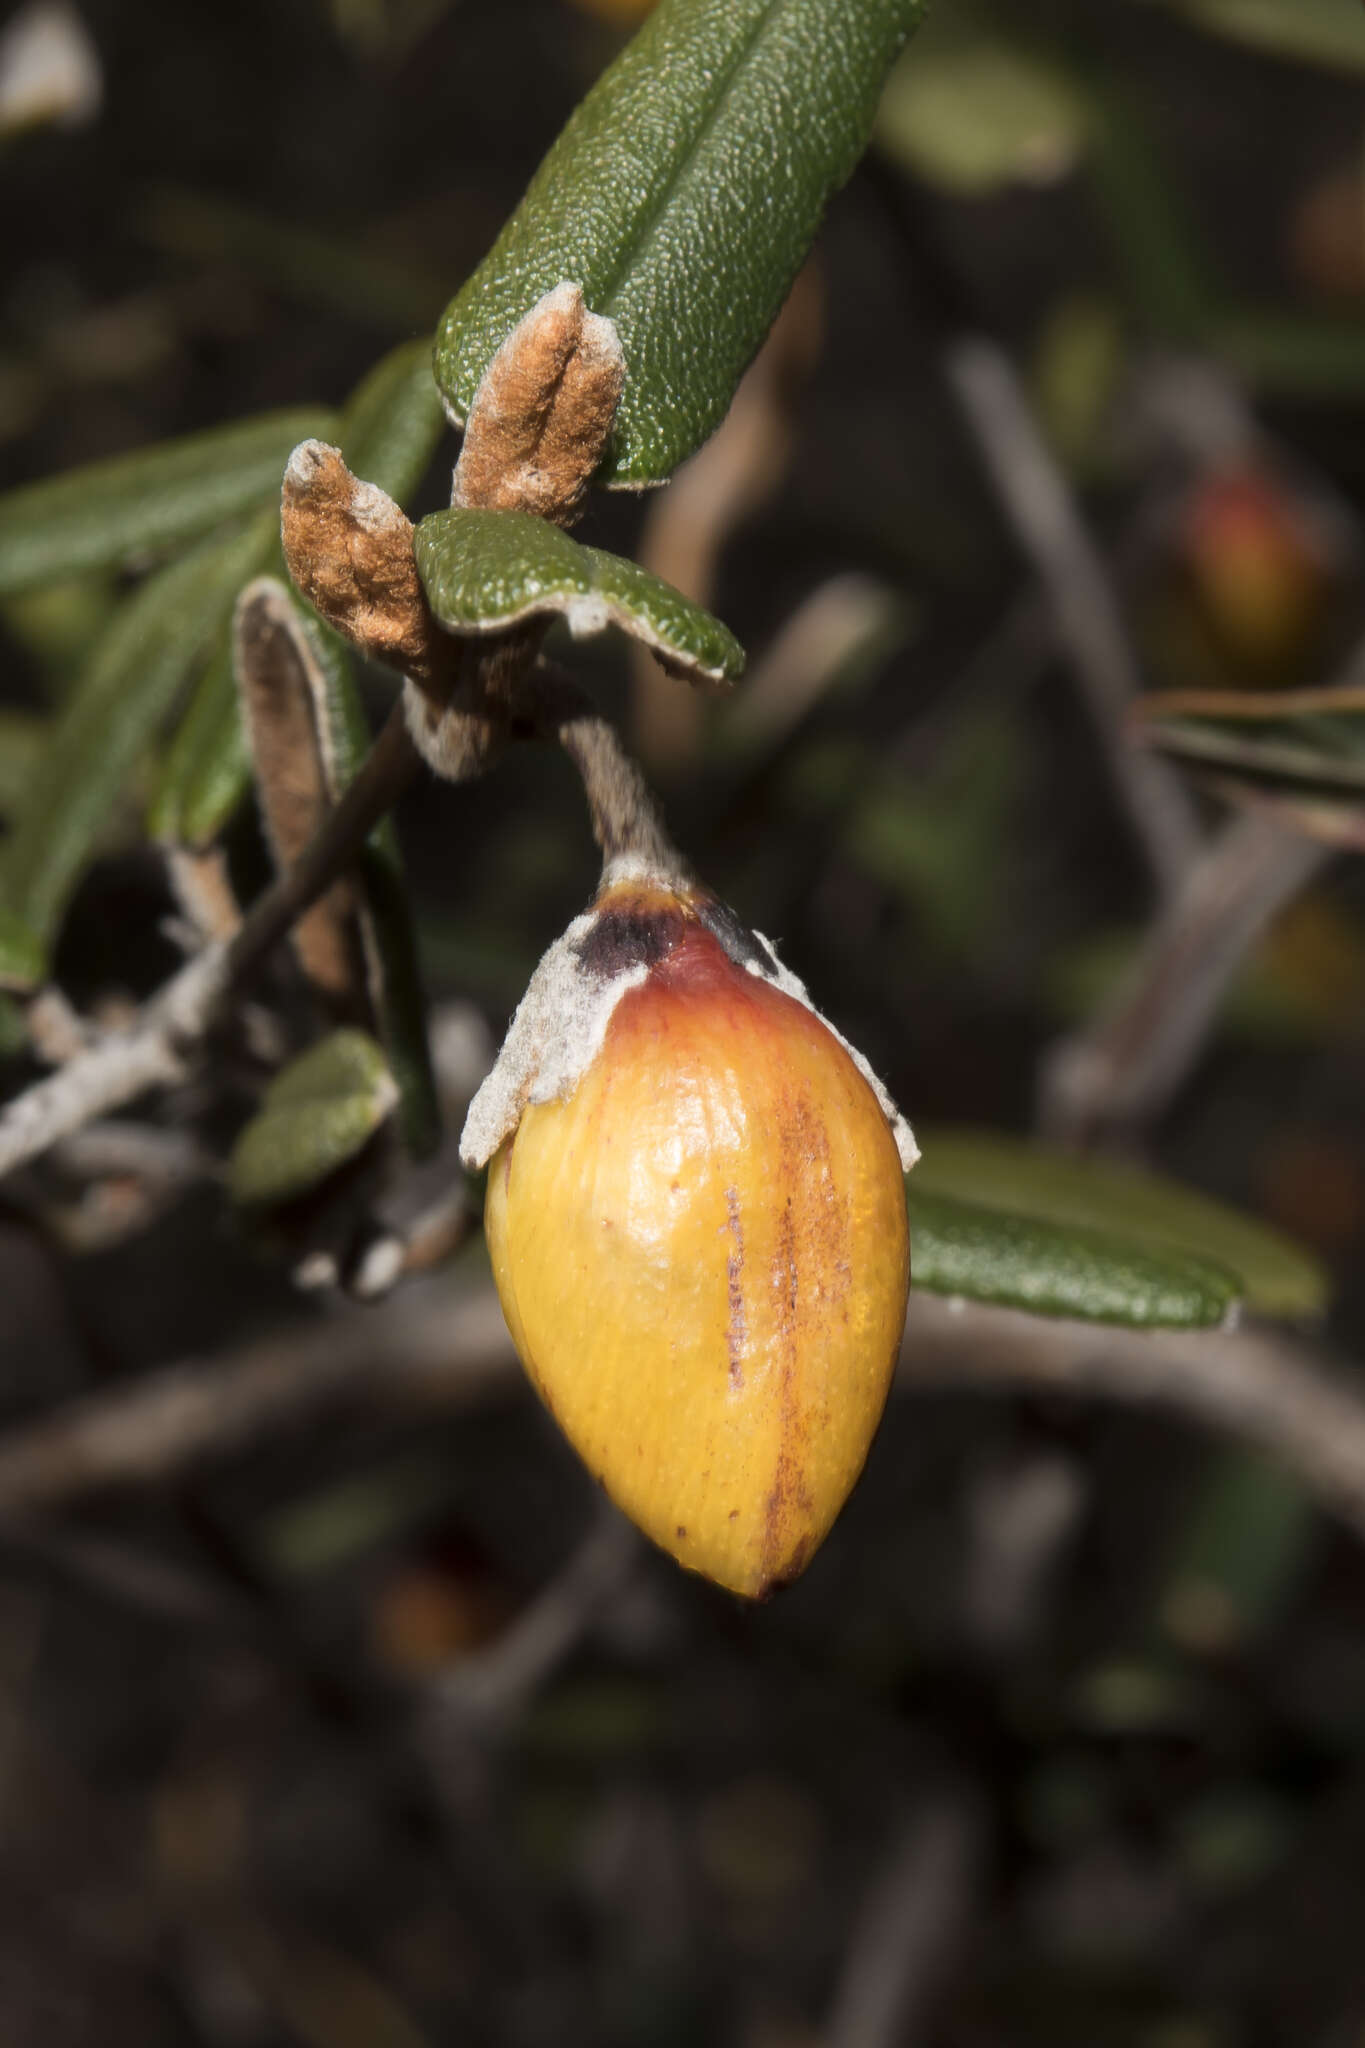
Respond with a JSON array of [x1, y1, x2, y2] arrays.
[[483, 886, 911, 1599]]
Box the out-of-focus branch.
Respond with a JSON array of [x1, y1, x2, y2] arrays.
[[0, 1276, 514, 1517], [4, 1282, 1365, 1560], [1040, 809, 1330, 1144], [946, 336, 1203, 899], [629, 267, 822, 774], [827, 1795, 982, 2048], [901, 1291, 1365, 1545]]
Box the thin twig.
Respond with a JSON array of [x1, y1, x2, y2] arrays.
[[827, 1795, 982, 2048], [947, 336, 1203, 899], [900, 1292, 1365, 1545], [0, 701, 421, 1184], [5, 1283, 1365, 1561], [427, 1510, 639, 1729], [1040, 809, 1330, 1144], [0, 1275, 513, 1517]]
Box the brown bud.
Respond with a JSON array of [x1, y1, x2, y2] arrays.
[[281, 440, 445, 683], [452, 281, 625, 528]]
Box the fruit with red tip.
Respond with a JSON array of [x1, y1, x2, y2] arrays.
[[462, 873, 915, 1599]]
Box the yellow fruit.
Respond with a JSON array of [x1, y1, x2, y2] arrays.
[[474, 878, 912, 1599]]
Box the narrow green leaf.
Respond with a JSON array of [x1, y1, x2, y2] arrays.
[[0, 514, 275, 966], [1159, 0, 1365, 73], [283, 594, 443, 1161], [0, 908, 45, 995], [415, 507, 744, 683], [339, 338, 447, 507], [913, 1128, 1326, 1320], [147, 639, 248, 849], [0, 408, 333, 598], [228, 1028, 397, 1208], [906, 1185, 1241, 1329], [0, 712, 49, 819], [435, 0, 926, 487]]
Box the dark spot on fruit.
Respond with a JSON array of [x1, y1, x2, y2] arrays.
[[729, 1509, 739, 1521], [676, 1525, 687, 1539], [576, 903, 681, 980], [697, 895, 779, 977]]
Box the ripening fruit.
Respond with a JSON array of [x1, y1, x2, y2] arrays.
[[461, 871, 915, 1600]]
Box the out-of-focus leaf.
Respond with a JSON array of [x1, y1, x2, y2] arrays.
[[1175, 1787, 1295, 1894], [1031, 295, 1127, 471], [875, 19, 1087, 195], [228, 1028, 397, 1208], [435, 0, 925, 486], [414, 507, 744, 683], [147, 640, 247, 848], [1159, 0, 1365, 74], [913, 1128, 1327, 1319], [281, 593, 443, 1161], [0, 408, 332, 597], [1134, 681, 1365, 822], [338, 338, 447, 507], [137, 184, 443, 331], [1088, 87, 1365, 397], [0, 710, 48, 818], [0, 907, 44, 993], [1, 572, 117, 692], [1158, 1447, 1316, 1653], [0, 514, 275, 981], [906, 1184, 1241, 1328]]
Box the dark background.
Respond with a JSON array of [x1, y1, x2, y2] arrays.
[[3, 1, 1365, 2042]]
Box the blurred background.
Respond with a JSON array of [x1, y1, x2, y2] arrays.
[[3, 0, 1365, 2042]]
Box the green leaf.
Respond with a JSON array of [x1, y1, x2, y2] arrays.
[[1159, 0, 1365, 73], [906, 1185, 1241, 1329], [414, 507, 744, 683], [0, 513, 275, 971], [0, 712, 50, 820], [338, 338, 447, 507], [1158, 1447, 1316, 1652], [1134, 683, 1365, 834], [147, 639, 249, 849], [281, 594, 443, 1162], [912, 1128, 1326, 1320], [434, 0, 926, 487], [874, 19, 1087, 196], [0, 907, 45, 995], [0, 408, 333, 598], [228, 1028, 398, 1208]]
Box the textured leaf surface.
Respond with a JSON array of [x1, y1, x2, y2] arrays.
[[435, 0, 926, 486], [907, 1186, 1241, 1329], [0, 408, 331, 598], [338, 339, 447, 506], [229, 1029, 397, 1207], [0, 515, 274, 971], [415, 507, 743, 682], [913, 1128, 1326, 1320]]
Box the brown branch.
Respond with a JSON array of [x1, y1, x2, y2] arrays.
[[3, 1281, 1365, 1562], [1040, 810, 1330, 1144], [946, 336, 1203, 899]]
